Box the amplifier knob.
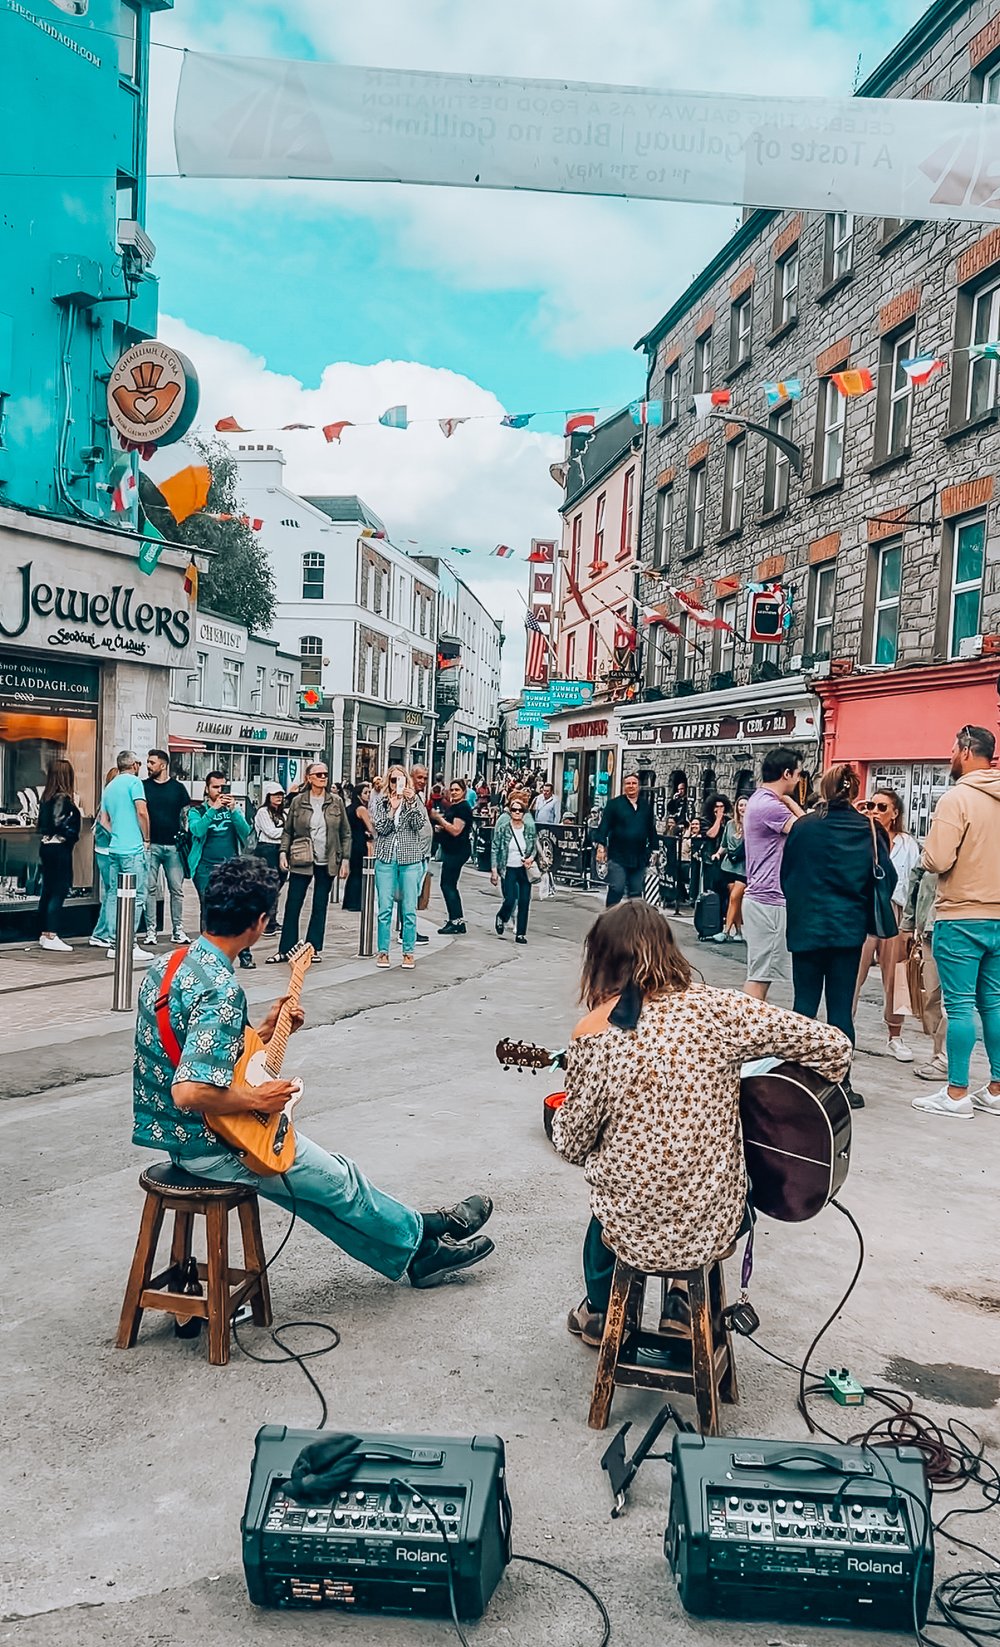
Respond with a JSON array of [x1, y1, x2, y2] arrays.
[[306, 1510, 318, 1522], [728, 1496, 739, 1509], [851, 1504, 863, 1518], [355, 1491, 366, 1503], [797, 1524, 809, 1538], [775, 1500, 786, 1512], [792, 1500, 804, 1513], [407, 1516, 420, 1529], [855, 1528, 868, 1541], [750, 1520, 762, 1533]]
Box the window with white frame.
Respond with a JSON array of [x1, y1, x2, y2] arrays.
[[676, 610, 695, 681], [686, 462, 707, 551], [722, 438, 746, 533], [252, 664, 266, 710], [967, 282, 1000, 420], [818, 377, 846, 484], [663, 361, 680, 424], [949, 516, 986, 656], [715, 595, 737, 675], [650, 624, 672, 689], [655, 484, 674, 567], [693, 331, 712, 395], [774, 245, 799, 329], [810, 562, 836, 659], [763, 405, 793, 512], [730, 292, 752, 367], [302, 551, 325, 600], [570, 513, 582, 582], [825, 212, 854, 283], [193, 652, 208, 707], [872, 541, 902, 666], [879, 327, 915, 457], [221, 657, 243, 709], [593, 492, 607, 565], [300, 635, 323, 688], [275, 671, 292, 716], [619, 468, 635, 556], [981, 58, 1000, 102]]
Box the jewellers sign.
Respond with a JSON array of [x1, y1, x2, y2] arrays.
[[0, 552, 191, 666], [0, 656, 99, 716], [195, 615, 247, 655], [623, 710, 798, 747]]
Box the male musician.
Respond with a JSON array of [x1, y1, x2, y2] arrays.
[[132, 856, 495, 1288]]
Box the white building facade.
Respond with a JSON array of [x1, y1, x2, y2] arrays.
[[233, 445, 437, 783], [411, 556, 503, 783]]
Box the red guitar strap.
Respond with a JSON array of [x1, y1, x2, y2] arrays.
[[154, 946, 190, 1070]]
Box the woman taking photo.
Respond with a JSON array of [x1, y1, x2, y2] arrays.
[[852, 786, 920, 1061], [712, 793, 748, 942], [369, 765, 429, 969], [342, 782, 373, 914], [36, 758, 81, 952], [781, 763, 896, 1108], [491, 790, 537, 945], [272, 761, 351, 962], [555, 901, 851, 1346], [430, 778, 474, 934], [252, 785, 286, 934]]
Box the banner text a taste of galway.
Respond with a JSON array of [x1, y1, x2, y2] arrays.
[[174, 53, 1000, 225]]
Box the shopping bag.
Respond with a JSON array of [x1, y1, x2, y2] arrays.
[[907, 937, 933, 1034], [538, 870, 554, 900], [418, 871, 431, 910], [893, 957, 913, 1018]]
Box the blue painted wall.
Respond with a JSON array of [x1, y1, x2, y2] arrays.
[[0, 0, 171, 520]]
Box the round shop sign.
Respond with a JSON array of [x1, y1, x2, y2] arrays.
[[107, 341, 199, 448]]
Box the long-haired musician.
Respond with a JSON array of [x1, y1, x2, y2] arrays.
[[554, 902, 851, 1346]]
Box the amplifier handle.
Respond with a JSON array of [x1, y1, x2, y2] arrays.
[[358, 1445, 444, 1465], [735, 1449, 874, 1477]]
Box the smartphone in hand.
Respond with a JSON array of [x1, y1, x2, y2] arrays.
[[395, 776, 405, 796]]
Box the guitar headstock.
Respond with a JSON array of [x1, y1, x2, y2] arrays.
[[495, 1038, 554, 1073], [286, 942, 315, 989]]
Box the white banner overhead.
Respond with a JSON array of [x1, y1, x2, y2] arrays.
[[174, 53, 1000, 224]]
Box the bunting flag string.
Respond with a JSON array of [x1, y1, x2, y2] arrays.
[[693, 389, 731, 419]]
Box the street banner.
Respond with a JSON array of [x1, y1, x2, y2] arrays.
[[175, 53, 1000, 224]]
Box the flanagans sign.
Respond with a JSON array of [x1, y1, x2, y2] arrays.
[[0, 554, 191, 664]]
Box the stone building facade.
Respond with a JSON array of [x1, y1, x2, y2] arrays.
[[618, 0, 1000, 834]]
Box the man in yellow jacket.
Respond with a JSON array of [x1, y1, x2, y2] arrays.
[[915, 725, 1000, 1120]]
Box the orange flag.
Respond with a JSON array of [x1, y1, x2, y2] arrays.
[[830, 368, 874, 397], [158, 464, 211, 526], [215, 415, 247, 432]]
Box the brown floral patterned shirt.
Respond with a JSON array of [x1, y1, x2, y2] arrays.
[[552, 986, 851, 1272]]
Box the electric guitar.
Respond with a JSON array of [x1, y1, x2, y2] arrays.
[[204, 942, 314, 1175], [494, 1040, 852, 1223]]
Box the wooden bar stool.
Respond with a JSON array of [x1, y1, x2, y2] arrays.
[[588, 1256, 739, 1434], [116, 1162, 272, 1366]]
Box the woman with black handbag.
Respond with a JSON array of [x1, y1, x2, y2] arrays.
[[36, 758, 82, 952]]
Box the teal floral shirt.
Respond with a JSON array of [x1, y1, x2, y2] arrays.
[[132, 937, 248, 1157]]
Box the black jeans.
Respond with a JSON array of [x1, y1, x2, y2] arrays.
[[605, 860, 646, 907], [499, 866, 531, 937], [281, 865, 334, 955], [791, 945, 864, 1045], [38, 841, 73, 932], [253, 842, 287, 930], [440, 853, 468, 921]]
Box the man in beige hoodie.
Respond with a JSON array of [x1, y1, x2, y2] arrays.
[[914, 724, 1000, 1120]]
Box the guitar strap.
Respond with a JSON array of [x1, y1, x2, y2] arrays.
[[154, 946, 191, 1070]]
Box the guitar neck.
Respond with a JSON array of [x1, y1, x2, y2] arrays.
[[263, 977, 305, 1076]]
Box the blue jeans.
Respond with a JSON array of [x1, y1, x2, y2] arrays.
[[932, 919, 1000, 1088], [375, 859, 422, 954], [177, 1133, 423, 1281], [103, 849, 148, 945], [145, 844, 186, 936], [92, 851, 114, 942]]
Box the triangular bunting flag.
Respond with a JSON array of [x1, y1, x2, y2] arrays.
[[565, 412, 597, 435], [379, 405, 408, 429], [439, 417, 469, 438], [501, 413, 533, 429], [158, 464, 211, 526], [323, 421, 353, 443], [281, 423, 314, 431], [549, 461, 569, 487], [899, 354, 945, 387], [830, 369, 874, 397], [629, 398, 664, 427], [448, 546, 473, 555], [762, 379, 802, 406], [183, 560, 199, 602], [215, 415, 247, 432], [693, 389, 731, 419], [968, 341, 1000, 360], [493, 544, 515, 559]]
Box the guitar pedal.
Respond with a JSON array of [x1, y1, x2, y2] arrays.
[[723, 1300, 760, 1337]]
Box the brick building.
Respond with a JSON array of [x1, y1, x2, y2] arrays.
[[617, 0, 1000, 834]]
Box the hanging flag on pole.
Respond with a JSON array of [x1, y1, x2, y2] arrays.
[[379, 405, 408, 429], [501, 412, 533, 428], [438, 417, 469, 438], [111, 466, 137, 513], [564, 412, 597, 435], [549, 461, 569, 487], [692, 389, 731, 419], [830, 368, 875, 397], [182, 559, 199, 602], [762, 379, 803, 406], [629, 398, 664, 427], [899, 354, 946, 386], [215, 415, 247, 432], [323, 421, 353, 443], [524, 609, 548, 684], [493, 544, 515, 559]]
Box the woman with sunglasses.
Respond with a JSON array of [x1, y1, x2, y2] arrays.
[[368, 765, 429, 969], [852, 787, 920, 1061], [270, 762, 351, 963], [491, 791, 537, 944]]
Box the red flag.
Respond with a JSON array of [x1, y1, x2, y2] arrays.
[[614, 620, 637, 650], [528, 539, 556, 563], [564, 413, 596, 435], [323, 421, 353, 443], [525, 627, 548, 684], [215, 415, 247, 432], [240, 514, 264, 531]]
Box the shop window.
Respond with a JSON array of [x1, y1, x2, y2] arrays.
[[815, 377, 845, 485], [0, 673, 98, 918], [947, 515, 986, 656], [809, 561, 836, 660], [693, 330, 712, 396], [221, 658, 243, 710], [823, 212, 854, 285], [875, 325, 915, 461], [870, 540, 902, 665], [275, 671, 292, 716], [619, 468, 635, 558], [763, 405, 793, 512], [685, 462, 707, 553], [302, 551, 325, 600], [773, 244, 799, 331], [722, 437, 746, 533], [300, 635, 323, 688], [663, 361, 680, 425], [729, 292, 752, 369]]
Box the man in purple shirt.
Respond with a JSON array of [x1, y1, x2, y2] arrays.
[[743, 746, 805, 1001]]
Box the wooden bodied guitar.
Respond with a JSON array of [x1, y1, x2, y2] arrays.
[[495, 1040, 852, 1224], [204, 942, 314, 1175]]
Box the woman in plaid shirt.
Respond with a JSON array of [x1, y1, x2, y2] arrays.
[[368, 766, 430, 969]]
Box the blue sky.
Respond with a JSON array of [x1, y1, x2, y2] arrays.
[[142, 0, 928, 686]]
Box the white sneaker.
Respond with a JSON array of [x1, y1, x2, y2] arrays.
[[915, 1054, 948, 1081], [88, 935, 110, 948], [971, 1085, 1000, 1116], [886, 1036, 914, 1062], [107, 945, 154, 963], [39, 934, 72, 953], [911, 1085, 974, 1119], [172, 928, 189, 943]]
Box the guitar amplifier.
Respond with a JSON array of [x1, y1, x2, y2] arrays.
[[665, 1434, 932, 1631], [242, 1427, 511, 1620]]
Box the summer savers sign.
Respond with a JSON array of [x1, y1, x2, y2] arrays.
[[174, 54, 1000, 225]]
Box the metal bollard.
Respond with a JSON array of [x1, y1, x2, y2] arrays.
[[112, 871, 136, 1012], [358, 847, 376, 957]]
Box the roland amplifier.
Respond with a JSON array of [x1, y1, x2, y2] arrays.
[[242, 1427, 511, 1620], [665, 1434, 932, 1631]]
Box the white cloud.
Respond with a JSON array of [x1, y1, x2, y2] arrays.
[[158, 315, 563, 693]]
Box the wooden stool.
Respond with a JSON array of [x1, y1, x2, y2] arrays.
[[116, 1162, 272, 1366], [588, 1257, 739, 1434]]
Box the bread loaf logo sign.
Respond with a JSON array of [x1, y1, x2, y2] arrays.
[[107, 342, 199, 449]]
